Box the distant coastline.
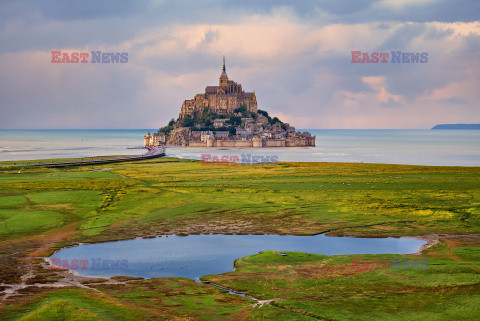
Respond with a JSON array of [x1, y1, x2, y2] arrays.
[[431, 124, 480, 130]]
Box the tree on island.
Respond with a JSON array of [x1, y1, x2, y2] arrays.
[[234, 105, 248, 117], [159, 106, 286, 138], [229, 115, 242, 126], [159, 118, 175, 135], [258, 109, 284, 126], [181, 115, 195, 128], [257, 109, 269, 118], [270, 116, 281, 125]]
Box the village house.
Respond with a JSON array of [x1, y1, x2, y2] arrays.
[[213, 119, 226, 128], [201, 131, 214, 143], [215, 131, 229, 140], [241, 117, 254, 124], [143, 132, 165, 147]]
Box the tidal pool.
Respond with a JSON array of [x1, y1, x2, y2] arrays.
[[51, 234, 426, 280]]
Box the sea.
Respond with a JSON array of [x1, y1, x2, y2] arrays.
[[1, 129, 479, 166]]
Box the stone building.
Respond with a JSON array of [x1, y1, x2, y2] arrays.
[[201, 131, 214, 143], [215, 131, 229, 140], [213, 119, 226, 128], [143, 132, 165, 147], [179, 57, 257, 119]]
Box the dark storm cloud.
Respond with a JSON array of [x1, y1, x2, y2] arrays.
[[2, 0, 480, 26], [0, 0, 478, 54], [199, 0, 480, 23], [0, 0, 149, 21]]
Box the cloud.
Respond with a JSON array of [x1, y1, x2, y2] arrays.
[[440, 97, 468, 104], [0, 1, 479, 129], [376, 0, 441, 10]]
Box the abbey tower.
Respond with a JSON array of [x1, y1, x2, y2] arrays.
[[179, 57, 258, 119]]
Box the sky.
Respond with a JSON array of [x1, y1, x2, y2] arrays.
[[0, 0, 479, 129]]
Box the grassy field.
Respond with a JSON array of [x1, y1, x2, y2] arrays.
[[0, 157, 479, 320]]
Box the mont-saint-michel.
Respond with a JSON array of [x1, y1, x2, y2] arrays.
[[144, 57, 315, 148]]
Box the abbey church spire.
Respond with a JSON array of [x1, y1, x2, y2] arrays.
[[219, 55, 228, 84]]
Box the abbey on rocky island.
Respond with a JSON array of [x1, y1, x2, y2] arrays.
[[144, 57, 315, 148]]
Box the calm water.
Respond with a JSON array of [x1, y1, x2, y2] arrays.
[[0, 129, 150, 161], [170, 129, 480, 166], [51, 234, 426, 280], [1, 129, 479, 166]]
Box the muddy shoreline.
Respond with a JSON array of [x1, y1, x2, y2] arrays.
[[2, 232, 479, 306]]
